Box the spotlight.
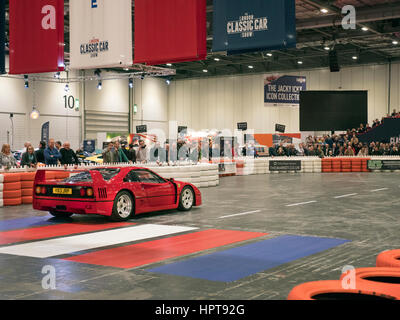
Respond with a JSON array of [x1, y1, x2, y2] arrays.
[[140, 74, 145, 80], [297, 61, 303, 65], [352, 55, 358, 60], [392, 40, 399, 45], [266, 53, 273, 57], [129, 78, 133, 88], [324, 46, 330, 51], [54, 72, 60, 79], [24, 75, 29, 88], [166, 79, 171, 85], [97, 81, 102, 90], [94, 69, 101, 78], [320, 8, 328, 14], [64, 84, 70, 92], [30, 106, 40, 120], [214, 58, 220, 61], [248, 65, 254, 69], [203, 69, 208, 73]]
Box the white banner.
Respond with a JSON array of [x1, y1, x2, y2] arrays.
[[69, 0, 132, 69]]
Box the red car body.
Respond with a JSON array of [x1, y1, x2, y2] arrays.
[[33, 167, 202, 218]]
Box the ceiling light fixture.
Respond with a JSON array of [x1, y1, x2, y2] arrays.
[[214, 58, 220, 61], [297, 61, 303, 65], [320, 8, 328, 14], [166, 63, 172, 67], [248, 65, 254, 69], [392, 40, 399, 45], [30, 106, 40, 120], [203, 69, 208, 73], [361, 27, 368, 31], [267, 53, 273, 57]]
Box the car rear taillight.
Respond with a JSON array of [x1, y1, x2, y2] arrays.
[[35, 186, 41, 195], [79, 188, 86, 197], [86, 188, 94, 197], [40, 186, 46, 194]]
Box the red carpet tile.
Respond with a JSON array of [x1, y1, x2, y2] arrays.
[[0, 222, 135, 245], [64, 229, 268, 269]]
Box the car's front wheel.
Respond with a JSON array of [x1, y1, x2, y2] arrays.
[[49, 211, 74, 218], [111, 191, 134, 221], [178, 186, 194, 211]]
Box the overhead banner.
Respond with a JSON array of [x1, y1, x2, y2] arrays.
[[358, 118, 400, 144], [134, 0, 207, 65], [9, 0, 64, 74], [0, 0, 5, 74], [213, 0, 296, 54], [69, 0, 132, 69], [264, 75, 307, 106], [41, 122, 50, 144]]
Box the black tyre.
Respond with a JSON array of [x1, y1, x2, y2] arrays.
[[110, 191, 134, 221], [49, 211, 74, 218], [178, 186, 194, 211]]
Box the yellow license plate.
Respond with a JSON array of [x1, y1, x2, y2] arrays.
[[53, 188, 72, 195]]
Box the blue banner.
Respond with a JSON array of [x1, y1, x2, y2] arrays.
[[358, 118, 400, 144], [264, 75, 306, 105], [212, 0, 296, 54], [41, 122, 50, 143], [0, 0, 5, 74]]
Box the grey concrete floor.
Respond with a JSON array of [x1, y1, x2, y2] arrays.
[[0, 172, 399, 300]]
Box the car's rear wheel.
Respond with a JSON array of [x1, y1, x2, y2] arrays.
[[178, 186, 194, 211], [49, 211, 74, 218], [111, 191, 134, 221]]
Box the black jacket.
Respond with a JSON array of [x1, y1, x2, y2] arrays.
[[35, 148, 45, 163], [60, 148, 79, 165], [21, 152, 37, 167]]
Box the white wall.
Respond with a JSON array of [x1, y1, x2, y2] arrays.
[[168, 63, 396, 134], [133, 77, 169, 142], [0, 62, 82, 151]]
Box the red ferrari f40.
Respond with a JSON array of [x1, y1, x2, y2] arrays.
[[33, 167, 202, 221]]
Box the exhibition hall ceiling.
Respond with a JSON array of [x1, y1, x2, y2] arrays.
[[3, 0, 400, 79]]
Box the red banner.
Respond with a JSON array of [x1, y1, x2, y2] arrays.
[[9, 0, 64, 74], [134, 0, 207, 65]]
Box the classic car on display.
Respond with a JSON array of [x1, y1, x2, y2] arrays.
[[33, 167, 202, 221]]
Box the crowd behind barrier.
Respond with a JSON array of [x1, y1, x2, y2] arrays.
[[1, 155, 399, 208]]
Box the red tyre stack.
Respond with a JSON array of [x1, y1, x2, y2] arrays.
[[362, 157, 370, 172], [20, 172, 36, 204], [332, 158, 341, 172], [351, 158, 362, 172], [321, 158, 332, 172], [341, 158, 352, 172], [0, 173, 22, 206]]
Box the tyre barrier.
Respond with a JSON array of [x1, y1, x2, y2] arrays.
[[376, 250, 400, 268], [339, 267, 400, 294], [287, 280, 400, 300]]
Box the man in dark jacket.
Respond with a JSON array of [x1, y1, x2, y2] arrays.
[[60, 141, 79, 165], [35, 141, 46, 163]]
